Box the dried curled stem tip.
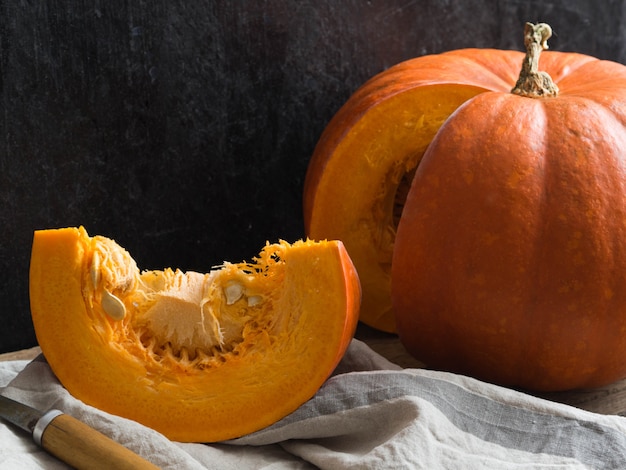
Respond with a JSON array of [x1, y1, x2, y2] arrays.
[[511, 22, 559, 98]]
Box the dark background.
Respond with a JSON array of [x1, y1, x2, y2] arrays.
[[1, 1, 625, 353]]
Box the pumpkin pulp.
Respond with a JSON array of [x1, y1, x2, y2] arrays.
[[30, 227, 360, 442]]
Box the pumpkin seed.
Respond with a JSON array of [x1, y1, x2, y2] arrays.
[[224, 282, 244, 305], [101, 289, 126, 321], [90, 251, 101, 289]]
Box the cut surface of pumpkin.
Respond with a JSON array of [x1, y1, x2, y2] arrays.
[[29, 227, 360, 442]]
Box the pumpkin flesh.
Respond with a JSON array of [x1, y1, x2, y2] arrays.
[[392, 53, 626, 391], [30, 227, 360, 442]]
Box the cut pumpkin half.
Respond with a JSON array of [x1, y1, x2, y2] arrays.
[[29, 227, 360, 442]]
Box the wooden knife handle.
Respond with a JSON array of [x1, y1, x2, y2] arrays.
[[40, 413, 160, 470]]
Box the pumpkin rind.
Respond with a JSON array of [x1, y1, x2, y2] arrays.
[[29, 227, 360, 442], [303, 48, 538, 332], [392, 54, 626, 391]]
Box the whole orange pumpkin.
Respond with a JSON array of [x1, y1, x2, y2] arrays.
[[392, 24, 626, 391]]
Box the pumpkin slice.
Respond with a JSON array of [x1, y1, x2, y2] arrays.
[[29, 227, 360, 442], [303, 48, 523, 332]]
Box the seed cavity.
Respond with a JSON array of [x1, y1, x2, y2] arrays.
[[82, 234, 288, 371], [101, 289, 126, 321]]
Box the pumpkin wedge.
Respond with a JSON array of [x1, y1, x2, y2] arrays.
[[29, 227, 360, 442], [303, 47, 524, 332]]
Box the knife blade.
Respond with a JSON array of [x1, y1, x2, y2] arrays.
[[0, 394, 160, 469]]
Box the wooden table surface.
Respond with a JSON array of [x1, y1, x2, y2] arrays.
[[3, 325, 626, 417]]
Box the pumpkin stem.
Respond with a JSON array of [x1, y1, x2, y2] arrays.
[[511, 22, 559, 98]]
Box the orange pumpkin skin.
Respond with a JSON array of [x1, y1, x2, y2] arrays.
[[30, 227, 360, 442], [304, 48, 546, 332], [392, 53, 626, 391]]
